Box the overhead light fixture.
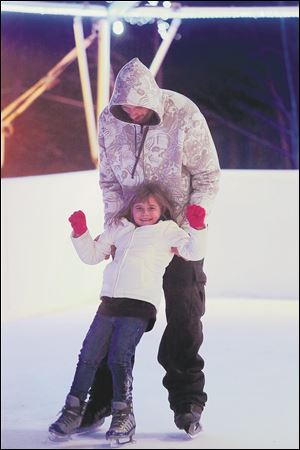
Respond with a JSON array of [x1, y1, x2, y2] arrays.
[[1, 2, 298, 19], [124, 5, 300, 20], [0, 1, 108, 17]]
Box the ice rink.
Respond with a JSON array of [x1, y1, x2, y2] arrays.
[[2, 298, 299, 449]]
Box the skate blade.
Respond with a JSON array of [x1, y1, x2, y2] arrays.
[[107, 433, 135, 447], [186, 422, 202, 438], [48, 431, 71, 442]]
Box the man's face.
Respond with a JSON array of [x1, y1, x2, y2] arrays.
[[122, 105, 153, 124], [131, 196, 161, 226]]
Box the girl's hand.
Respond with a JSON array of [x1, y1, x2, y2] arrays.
[[186, 204, 206, 229], [68, 210, 87, 237]]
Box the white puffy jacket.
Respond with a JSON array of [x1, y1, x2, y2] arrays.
[[71, 219, 206, 309]]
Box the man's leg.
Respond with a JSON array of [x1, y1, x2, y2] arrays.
[[158, 256, 207, 432], [79, 358, 113, 430]]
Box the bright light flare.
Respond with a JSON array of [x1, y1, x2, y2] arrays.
[[112, 20, 124, 35]]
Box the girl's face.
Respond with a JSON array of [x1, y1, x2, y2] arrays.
[[132, 195, 162, 227]]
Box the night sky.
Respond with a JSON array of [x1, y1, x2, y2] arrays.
[[1, 1, 299, 176]]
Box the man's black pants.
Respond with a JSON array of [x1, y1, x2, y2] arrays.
[[159, 255, 207, 411]]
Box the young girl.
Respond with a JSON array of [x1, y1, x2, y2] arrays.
[[49, 182, 207, 445]]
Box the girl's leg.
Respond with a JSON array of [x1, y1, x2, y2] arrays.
[[107, 316, 147, 405], [49, 313, 113, 437], [69, 314, 114, 401], [106, 317, 147, 441]]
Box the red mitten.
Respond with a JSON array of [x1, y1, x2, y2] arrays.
[[186, 204, 206, 229], [68, 210, 87, 236]]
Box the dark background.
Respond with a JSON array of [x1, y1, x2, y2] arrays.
[[1, 1, 299, 177]]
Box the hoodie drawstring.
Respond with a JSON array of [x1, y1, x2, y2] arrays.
[[131, 126, 149, 178]]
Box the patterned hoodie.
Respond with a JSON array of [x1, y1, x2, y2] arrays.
[[98, 57, 220, 226]]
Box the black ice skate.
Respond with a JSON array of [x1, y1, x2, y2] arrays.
[[174, 404, 203, 438], [106, 402, 136, 447], [184, 421, 202, 438], [48, 395, 85, 441], [75, 402, 111, 434]]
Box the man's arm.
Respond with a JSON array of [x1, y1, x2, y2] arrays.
[[183, 105, 221, 219], [98, 112, 124, 225]]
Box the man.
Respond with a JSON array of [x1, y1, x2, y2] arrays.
[[80, 57, 220, 435]]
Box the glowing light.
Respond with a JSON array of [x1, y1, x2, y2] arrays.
[[1, 2, 298, 19], [124, 6, 300, 19], [0, 1, 107, 17], [157, 19, 170, 40], [108, 1, 141, 19], [112, 20, 124, 35]]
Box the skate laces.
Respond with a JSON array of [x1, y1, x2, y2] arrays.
[[56, 406, 80, 426], [111, 409, 134, 432]]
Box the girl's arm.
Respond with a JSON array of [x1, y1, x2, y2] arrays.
[[69, 211, 114, 264]]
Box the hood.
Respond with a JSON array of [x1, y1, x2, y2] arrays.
[[109, 58, 163, 125]]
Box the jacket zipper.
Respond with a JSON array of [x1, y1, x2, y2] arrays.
[[131, 125, 149, 178], [112, 228, 136, 296]]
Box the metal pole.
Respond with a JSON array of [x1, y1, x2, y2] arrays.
[[280, 18, 299, 168], [1, 124, 5, 168], [97, 18, 111, 120], [73, 16, 98, 166], [1, 33, 96, 122], [150, 18, 181, 78]]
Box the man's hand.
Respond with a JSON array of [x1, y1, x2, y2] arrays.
[[171, 246, 180, 257], [186, 204, 206, 229], [171, 247, 187, 261], [94, 235, 116, 260], [68, 210, 87, 237], [104, 245, 116, 260]]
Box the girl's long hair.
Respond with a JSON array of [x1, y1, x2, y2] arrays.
[[112, 182, 176, 225]]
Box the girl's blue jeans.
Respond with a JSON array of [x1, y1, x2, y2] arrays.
[[69, 313, 147, 404]]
